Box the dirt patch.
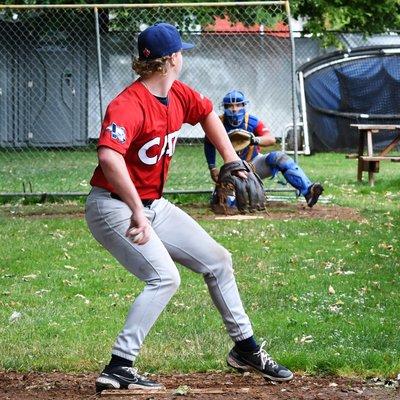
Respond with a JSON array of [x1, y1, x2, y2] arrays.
[[0, 203, 85, 220], [0, 371, 398, 400], [1, 202, 362, 222], [183, 202, 362, 222], [261, 202, 361, 221]]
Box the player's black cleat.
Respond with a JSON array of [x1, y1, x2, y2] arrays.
[[227, 342, 293, 382], [305, 183, 324, 208], [95, 366, 164, 393]]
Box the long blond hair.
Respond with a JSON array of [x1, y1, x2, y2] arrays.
[[133, 56, 171, 78]]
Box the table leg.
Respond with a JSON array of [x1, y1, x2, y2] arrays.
[[368, 169, 375, 186], [357, 130, 366, 181], [367, 130, 373, 156]]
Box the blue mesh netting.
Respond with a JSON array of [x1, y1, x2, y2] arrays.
[[303, 49, 400, 151]]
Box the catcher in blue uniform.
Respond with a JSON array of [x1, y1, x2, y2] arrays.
[[205, 90, 324, 209]]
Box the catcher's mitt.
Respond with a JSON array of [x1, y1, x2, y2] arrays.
[[210, 185, 238, 215], [228, 129, 253, 152], [215, 160, 265, 213]]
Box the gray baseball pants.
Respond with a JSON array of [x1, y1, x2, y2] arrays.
[[85, 187, 253, 362], [251, 153, 273, 179]]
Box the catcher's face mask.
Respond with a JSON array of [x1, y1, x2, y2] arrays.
[[222, 90, 249, 127], [224, 103, 246, 127]]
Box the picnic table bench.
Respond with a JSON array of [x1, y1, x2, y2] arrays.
[[346, 124, 400, 186]]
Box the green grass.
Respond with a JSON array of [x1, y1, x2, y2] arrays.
[[3, 145, 399, 230], [1, 146, 400, 208], [0, 148, 98, 193], [0, 149, 399, 377], [0, 145, 214, 194]]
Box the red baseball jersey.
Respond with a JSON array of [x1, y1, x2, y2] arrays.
[[90, 80, 213, 199]]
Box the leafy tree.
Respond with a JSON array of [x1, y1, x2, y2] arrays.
[[292, 0, 400, 46], [1, 0, 286, 35], [3, 0, 400, 46]]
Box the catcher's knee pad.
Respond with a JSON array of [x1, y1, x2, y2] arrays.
[[266, 151, 312, 196], [265, 151, 292, 178], [265, 151, 291, 170]]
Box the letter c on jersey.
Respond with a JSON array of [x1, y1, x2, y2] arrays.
[[138, 137, 160, 165], [138, 132, 178, 165]]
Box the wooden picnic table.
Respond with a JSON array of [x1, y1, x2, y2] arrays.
[[347, 124, 400, 186]]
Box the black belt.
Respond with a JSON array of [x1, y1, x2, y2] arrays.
[[110, 192, 154, 208]]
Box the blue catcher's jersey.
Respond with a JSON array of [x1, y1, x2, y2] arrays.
[[221, 113, 261, 161]]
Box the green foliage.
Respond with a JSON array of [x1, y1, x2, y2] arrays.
[[292, 0, 400, 47], [5, 0, 400, 47], [2, 0, 400, 46], [2, 0, 286, 32]]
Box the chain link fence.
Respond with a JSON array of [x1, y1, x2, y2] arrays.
[[2, 3, 399, 197], [4, 3, 396, 196], [0, 2, 299, 196]]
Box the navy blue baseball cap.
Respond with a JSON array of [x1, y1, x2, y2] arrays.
[[138, 22, 194, 60]]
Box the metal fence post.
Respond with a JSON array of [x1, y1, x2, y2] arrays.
[[94, 6, 104, 122], [286, 0, 298, 163]]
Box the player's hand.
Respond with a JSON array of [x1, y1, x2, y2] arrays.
[[235, 170, 248, 180], [126, 210, 151, 245], [210, 167, 219, 183], [235, 160, 256, 179], [249, 133, 261, 145]]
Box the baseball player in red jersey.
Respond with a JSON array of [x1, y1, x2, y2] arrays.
[[86, 22, 293, 393]]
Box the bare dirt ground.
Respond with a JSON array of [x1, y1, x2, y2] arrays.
[[0, 371, 398, 400], [199, 202, 362, 222], [2, 201, 361, 222]]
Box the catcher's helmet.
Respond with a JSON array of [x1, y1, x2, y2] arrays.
[[222, 90, 249, 127]]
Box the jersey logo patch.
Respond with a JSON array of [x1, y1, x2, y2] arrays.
[[106, 123, 126, 144]]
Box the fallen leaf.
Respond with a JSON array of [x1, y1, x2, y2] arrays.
[[22, 274, 37, 281], [295, 335, 314, 344], [330, 305, 342, 314], [35, 289, 50, 296], [75, 294, 90, 304], [9, 311, 22, 323], [174, 385, 190, 395]]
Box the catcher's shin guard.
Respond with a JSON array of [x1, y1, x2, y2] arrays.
[[265, 151, 312, 196]]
